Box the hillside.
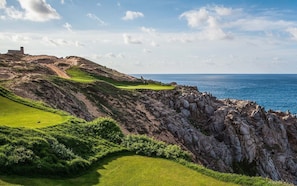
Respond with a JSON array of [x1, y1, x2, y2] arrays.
[[0, 83, 279, 186], [0, 53, 296, 185]]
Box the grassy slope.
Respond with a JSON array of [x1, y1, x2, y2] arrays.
[[66, 66, 96, 83], [117, 84, 175, 90], [0, 155, 238, 186], [66, 66, 175, 90], [0, 77, 291, 186], [0, 96, 68, 128], [98, 155, 238, 186]]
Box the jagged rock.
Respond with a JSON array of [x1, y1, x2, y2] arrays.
[[181, 109, 191, 117], [2, 54, 297, 185], [140, 86, 297, 185]]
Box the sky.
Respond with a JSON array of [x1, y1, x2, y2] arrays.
[[1, 0, 297, 74]]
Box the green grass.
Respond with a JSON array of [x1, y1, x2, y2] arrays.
[[66, 66, 175, 90], [66, 67, 97, 83], [0, 96, 68, 128], [0, 155, 238, 186], [116, 84, 175, 90], [97, 155, 238, 186]]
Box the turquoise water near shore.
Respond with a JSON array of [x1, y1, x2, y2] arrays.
[[133, 74, 297, 114]]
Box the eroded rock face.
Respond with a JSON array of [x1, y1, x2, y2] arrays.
[[141, 86, 297, 184], [2, 54, 297, 184]]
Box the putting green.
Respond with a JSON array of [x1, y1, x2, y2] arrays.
[[0, 96, 68, 128]]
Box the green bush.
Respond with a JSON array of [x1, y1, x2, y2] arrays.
[[0, 152, 7, 165], [68, 158, 90, 173], [86, 117, 124, 143], [6, 146, 35, 165], [49, 140, 76, 160], [50, 133, 92, 158], [122, 135, 191, 161]]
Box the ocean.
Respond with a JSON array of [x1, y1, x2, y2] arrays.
[[133, 74, 297, 114]]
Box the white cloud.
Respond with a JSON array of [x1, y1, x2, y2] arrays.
[[179, 7, 232, 40], [287, 27, 297, 40], [105, 52, 116, 58], [179, 5, 296, 41], [63, 22, 72, 31], [0, 0, 6, 9], [103, 52, 125, 58], [19, 0, 60, 21], [179, 8, 209, 28], [10, 34, 31, 42], [42, 36, 82, 47], [140, 26, 156, 35], [226, 18, 294, 31], [151, 41, 159, 47], [117, 2, 121, 7], [5, 6, 23, 19], [123, 34, 142, 44], [92, 52, 125, 59], [75, 41, 84, 47], [61, 0, 64, 4], [168, 34, 195, 43], [214, 6, 233, 16], [200, 27, 231, 40], [143, 48, 152, 53], [87, 13, 105, 25], [1, 0, 60, 22], [122, 11, 144, 20]]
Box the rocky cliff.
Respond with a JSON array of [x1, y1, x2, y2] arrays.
[[141, 87, 297, 184], [1, 54, 296, 184]]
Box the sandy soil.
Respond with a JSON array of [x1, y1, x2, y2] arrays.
[[45, 64, 70, 79]]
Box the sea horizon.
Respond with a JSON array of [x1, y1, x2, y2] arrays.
[[133, 74, 297, 114]]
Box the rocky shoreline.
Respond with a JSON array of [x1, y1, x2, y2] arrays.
[[1, 54, 296, 184], [140, 86, 297, 184]]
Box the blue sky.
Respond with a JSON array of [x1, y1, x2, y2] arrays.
[[1, 0, 297, 74]]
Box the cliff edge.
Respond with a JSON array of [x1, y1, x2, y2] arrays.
[[1, 54, 296, 184]]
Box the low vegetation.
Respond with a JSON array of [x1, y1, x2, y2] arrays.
[[117, 83, 175, 90], [65, 66, 175, 90], [0, 96, 68, 128], [66, 66, 97, 83], [0, 87, 291, 186], [122, 135, 191, 161], [0, 155, 239, 186], [0, 86, 69, 128]]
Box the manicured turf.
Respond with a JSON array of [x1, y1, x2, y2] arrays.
[[0, 155, 238, 186], [0, 96, 68, 128], [116, 84, 175, 90], [66, 67, 96, 83], [66, 67, 175, 90], [97, 155, 238, 186]]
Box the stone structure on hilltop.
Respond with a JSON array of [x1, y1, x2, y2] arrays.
[[7, 47, 24, 55]]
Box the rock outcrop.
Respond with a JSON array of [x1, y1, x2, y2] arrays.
[[1, 54, 297, 184], [140, 86, 297, 184]]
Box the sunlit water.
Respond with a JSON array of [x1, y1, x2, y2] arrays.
[[133, 74, 297, 114]]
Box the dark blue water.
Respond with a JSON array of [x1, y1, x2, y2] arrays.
[[133, 74, 297, 114]]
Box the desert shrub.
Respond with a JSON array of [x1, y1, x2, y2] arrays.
[[122, 135, 191, 161], [86, 117, 124, 143]]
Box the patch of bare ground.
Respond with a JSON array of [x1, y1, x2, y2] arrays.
[[44, 64, 70, 79], [74, 92, 104, 117]]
